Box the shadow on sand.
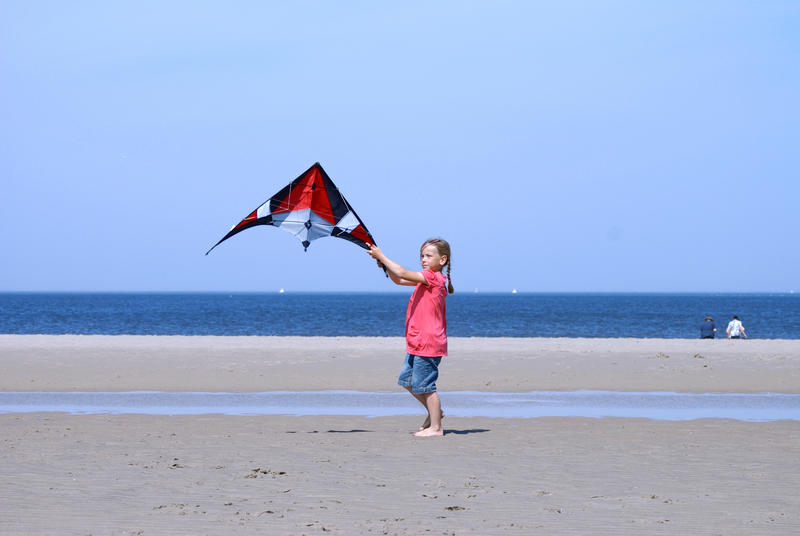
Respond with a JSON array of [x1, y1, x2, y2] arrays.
[[444, 428, 490, 435], [285, 429, 490, 435], [285, 429, 375, 434]]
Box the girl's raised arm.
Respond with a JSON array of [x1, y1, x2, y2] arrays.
[[367, 244, 426, 286]]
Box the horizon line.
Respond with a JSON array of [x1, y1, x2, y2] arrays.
[[0, 290, 796, 295]]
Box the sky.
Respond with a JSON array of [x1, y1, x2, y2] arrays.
[[1, 1, 798, 293]]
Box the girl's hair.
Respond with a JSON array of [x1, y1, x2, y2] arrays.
[[421, 238, 455, 294]]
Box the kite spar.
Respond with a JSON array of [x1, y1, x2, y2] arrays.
[[206, 163, 384, 273]]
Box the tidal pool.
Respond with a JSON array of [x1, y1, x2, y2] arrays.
[[1, 390, 798, 421]]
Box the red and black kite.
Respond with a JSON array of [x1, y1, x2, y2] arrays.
[[206, 163, 378, 258]]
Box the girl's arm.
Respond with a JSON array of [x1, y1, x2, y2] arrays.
[[367, 244, 426, 286], [387, 271, 417, 286]]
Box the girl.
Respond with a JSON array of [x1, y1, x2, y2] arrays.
[[367, 238, 454, 437]]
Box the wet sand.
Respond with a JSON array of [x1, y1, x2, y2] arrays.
[[1, 335, 799, 534]]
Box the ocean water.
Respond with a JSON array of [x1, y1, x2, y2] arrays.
[[1, 292, 798, 339]]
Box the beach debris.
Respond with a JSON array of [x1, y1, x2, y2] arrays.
[[246, 467, 287, 478], [655, 352, 670, 359], [464, 476, 480, 489], [445, 506, 466, 511], [153, 503, 185, 511], [693, 353, 705, 359]]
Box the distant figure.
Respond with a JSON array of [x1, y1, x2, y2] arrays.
[[726, 315, 747, 339], [700, 317, 716, 339]]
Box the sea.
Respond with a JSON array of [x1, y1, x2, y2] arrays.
[[1, 292, 798, 339]]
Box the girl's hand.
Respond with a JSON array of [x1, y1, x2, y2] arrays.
[[367, 243, 383, 260], [366, 243, 388, 273]]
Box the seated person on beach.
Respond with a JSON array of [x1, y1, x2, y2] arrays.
[[700, 317, 716, 339], [726, 315, 747, 339]]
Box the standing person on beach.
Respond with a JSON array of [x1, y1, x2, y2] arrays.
[[700, 317, 716, 339], [367, 238, 454, 437], [726, 315, 747, 339]]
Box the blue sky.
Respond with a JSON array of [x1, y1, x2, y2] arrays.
[[2, 1, 798, 292]]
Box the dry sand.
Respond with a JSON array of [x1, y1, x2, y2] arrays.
[[1, 335, 799, 535], [2, 335, 799, 392]]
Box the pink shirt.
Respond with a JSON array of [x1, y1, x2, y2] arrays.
[[405, 269, 448, 357]]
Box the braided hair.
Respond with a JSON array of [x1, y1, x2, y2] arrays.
[[421, 238, 454, 294]]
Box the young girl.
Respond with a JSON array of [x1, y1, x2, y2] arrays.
[[367, 238, 454, 437]]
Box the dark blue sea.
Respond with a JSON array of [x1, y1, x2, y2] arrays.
[[1, 292, 798, 339]]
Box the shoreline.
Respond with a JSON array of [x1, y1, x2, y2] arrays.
[[2, 334, 799, 393]]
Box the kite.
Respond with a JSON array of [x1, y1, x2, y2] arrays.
[[206, 162, 380, 264]]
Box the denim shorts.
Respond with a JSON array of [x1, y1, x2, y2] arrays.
[[397, 353, 442, 394]]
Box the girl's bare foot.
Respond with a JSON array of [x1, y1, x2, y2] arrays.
[[413, 427, 444, 437], [419, 411, 444, 431]]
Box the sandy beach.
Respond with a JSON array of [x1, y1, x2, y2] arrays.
[[2, 335, 800, 393], [1, 335, 799, 535]]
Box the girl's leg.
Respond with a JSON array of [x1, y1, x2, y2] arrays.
[[405, 387, 428, 409], [404, 387, 444, 430], [414, 392, 443, 437]]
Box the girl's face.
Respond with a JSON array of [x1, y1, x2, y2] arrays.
[[420, 244, 447, 272]]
